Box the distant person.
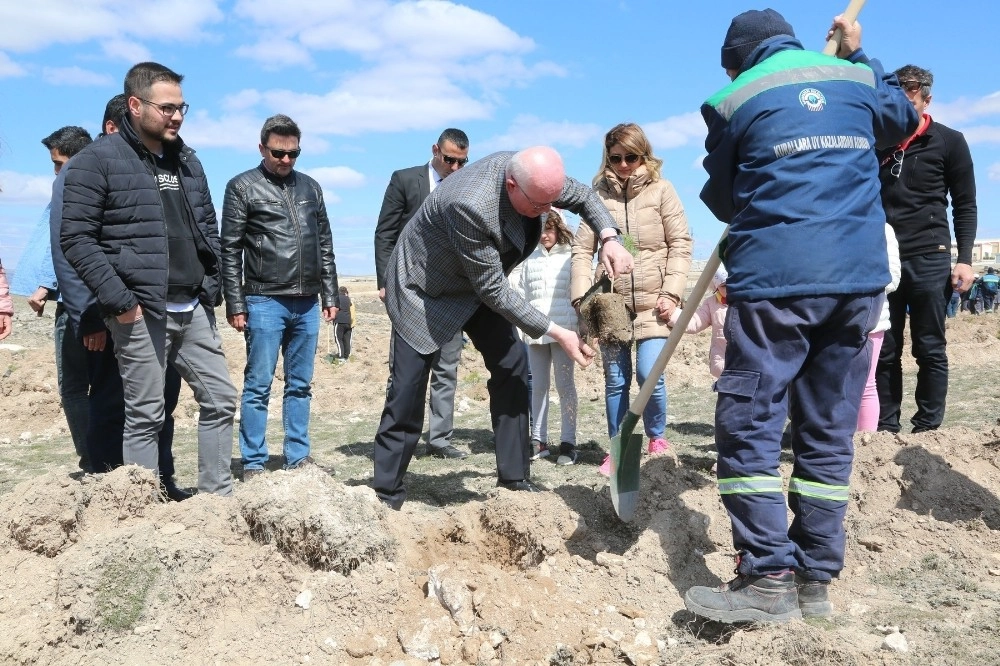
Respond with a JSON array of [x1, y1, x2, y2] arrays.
[[876, 64, 978, 434], [50, 95, 189, 499], [682, 11, 917, 623], [374, 129, 471, 460], [11, 126, 93, 472], [374, 146, 634, 510], [980, 267, 998, 312], [0, 259, 11, 340], [334, 286, 354, 359], [515, 209, 579, 465], [61, 62, 237, 496], [668, 267, 729, 380], [221, 114, 338, 480], [571, 122, 692, 477]]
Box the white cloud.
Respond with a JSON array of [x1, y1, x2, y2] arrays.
[[179, 112, 264, 151], [234, 39, 313, 70], [0, 51, 26, 78], [644, 112, 707, 150], [691, 155, 706, 170], [956, 125, 1000, 145], [101, 39, 152, 63], [306, 166, 366, 195], [990, 162, 1000, 182], [932, 91, 1000, 125], [0, 1, 224, 52], [0, 171, 54, 205], [481, 115, 602, 152], [42, 66, 115, 87]]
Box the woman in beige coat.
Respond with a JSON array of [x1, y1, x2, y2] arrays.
[[571, 123, 692, 474]]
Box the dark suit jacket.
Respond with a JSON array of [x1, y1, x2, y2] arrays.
[[385, 151, 617, 354], [374, 164, 431, 290]]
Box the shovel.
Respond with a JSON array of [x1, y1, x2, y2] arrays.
[[609, 228, 728, 521]]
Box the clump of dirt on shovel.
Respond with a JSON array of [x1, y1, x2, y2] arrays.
[[581, 292, 632, 345]]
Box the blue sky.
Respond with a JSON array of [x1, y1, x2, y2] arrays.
[[1, 0, 997, 276]]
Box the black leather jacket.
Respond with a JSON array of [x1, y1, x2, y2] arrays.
[[220, 164, 338, 317]]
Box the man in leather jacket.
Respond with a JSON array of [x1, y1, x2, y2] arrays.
[[220, 114, 339, 480]]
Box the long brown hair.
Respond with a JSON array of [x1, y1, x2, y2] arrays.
[[544, 209, 573, 246]]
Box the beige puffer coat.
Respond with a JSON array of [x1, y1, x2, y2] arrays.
[[570, 166, 692, 341]]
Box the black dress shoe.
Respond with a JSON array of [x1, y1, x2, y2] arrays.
[[496, 479, 543, 492], [162, 480, 194, 502], [426, 444, 469, 459], [377, 496, 403, 511]]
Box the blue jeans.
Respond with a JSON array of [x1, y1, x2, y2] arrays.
[[239, 295, 319, 470], [600, 337, 667, 439]]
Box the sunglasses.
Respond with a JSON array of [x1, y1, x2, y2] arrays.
[[889, 149, 905, 178], [267, 148, 301, 159], [899, 80, 926, 93], [441, 154, 469, 166], [609, 153, 641, 165]]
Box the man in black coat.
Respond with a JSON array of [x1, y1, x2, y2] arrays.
[[374, 129, 470, 460], [61, 62, 237, 496]]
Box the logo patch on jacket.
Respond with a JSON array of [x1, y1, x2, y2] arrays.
[[798, 88, 826, 112]]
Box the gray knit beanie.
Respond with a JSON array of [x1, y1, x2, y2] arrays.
[[721, 8, 795, 71]]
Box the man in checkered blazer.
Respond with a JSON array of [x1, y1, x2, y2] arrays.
[[375, 146, 635, 509]]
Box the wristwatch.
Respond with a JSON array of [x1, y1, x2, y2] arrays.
[[601, 234, 624, 247]]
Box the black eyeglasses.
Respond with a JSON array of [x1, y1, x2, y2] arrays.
[[266, 148, 301, 159], [442, 154, 469, 166], [899, 80, 926, 93], [609, 153, 641, 165], [890, 149, 905, 178], [139, 98, 189, 117]]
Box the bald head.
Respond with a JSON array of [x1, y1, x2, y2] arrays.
[[505, 146, 565, 217]]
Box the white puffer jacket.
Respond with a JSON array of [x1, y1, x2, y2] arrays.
[[873, 224, 901, 334], [516, 242, 576, 345]]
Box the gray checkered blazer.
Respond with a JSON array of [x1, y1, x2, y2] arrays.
[[385, 151, 617, 354]]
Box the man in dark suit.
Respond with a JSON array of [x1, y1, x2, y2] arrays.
[[374, 129, 470, 460], [374, 146, 635, 509]]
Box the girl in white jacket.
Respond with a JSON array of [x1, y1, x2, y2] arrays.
[[516, 211, 580, 465], [857, 225, 901, 431]]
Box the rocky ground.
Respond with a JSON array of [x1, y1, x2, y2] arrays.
[[2, 277, 1000, 665]]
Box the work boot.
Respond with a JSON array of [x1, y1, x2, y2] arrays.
[[795, 574, 832, 618], [684, 570, 801, 623]]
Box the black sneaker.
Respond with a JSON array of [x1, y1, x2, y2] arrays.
[[556, 442, 578, 466], [529, 439, 549, 460], [684, 570, 801, 623], [795, 574, 832, 618]]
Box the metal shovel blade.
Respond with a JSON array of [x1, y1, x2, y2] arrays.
[[609, 411, 644, 522]]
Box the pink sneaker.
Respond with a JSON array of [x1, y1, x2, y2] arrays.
[[648, 438, 670, 455], [598, 454, 612, 477]]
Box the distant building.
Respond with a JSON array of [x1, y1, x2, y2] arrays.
[[952, 239, 1000, 264]]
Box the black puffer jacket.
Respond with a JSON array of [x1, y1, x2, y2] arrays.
[[60, 119, 221, 319], [219, 164, 337, 317]]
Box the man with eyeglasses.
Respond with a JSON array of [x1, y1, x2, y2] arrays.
[[374, 128, 471, 460], [683, 12, 917, 624], [373, 146, 634, 510], [875, 65, 978, 435], [61, 61, 237, 497], [220, 115, 338, 480]]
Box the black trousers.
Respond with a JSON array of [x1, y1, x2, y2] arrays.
[[373, 304, 530, 506], [876, 252, 951, 432]]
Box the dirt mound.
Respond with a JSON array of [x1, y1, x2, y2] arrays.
[[238, 466, 395, 573]]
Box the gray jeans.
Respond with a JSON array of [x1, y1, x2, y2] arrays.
[[107, 306, 236, 495]]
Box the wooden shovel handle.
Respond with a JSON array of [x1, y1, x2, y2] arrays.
[[822, 0, 867, 56]]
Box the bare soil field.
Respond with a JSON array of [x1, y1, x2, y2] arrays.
[[2, 276, 1000, 665]]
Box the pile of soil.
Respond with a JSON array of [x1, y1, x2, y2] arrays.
[[2, 278, 1000, 664]]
